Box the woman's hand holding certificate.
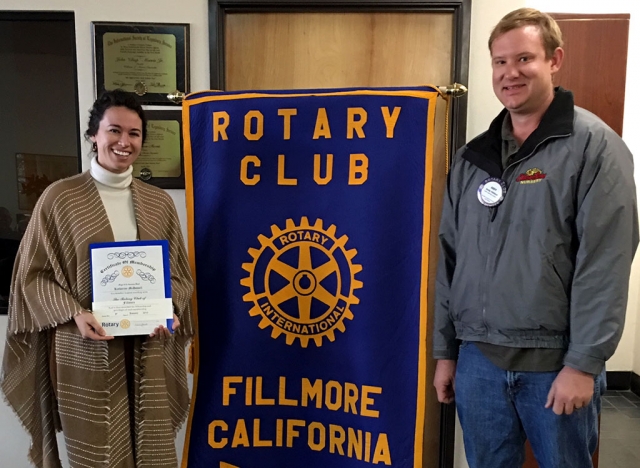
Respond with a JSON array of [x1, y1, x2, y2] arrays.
[[89, 240, 174, 336], [74, 311, 115, 340]]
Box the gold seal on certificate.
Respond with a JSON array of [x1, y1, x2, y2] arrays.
[[134, 81, 148, 96], [90, 240, 173, 336]]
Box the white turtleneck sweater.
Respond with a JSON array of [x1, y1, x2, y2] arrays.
[[90, 156, 137, 241]]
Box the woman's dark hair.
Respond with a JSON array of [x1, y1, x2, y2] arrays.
[[85, 89, 147, 144]]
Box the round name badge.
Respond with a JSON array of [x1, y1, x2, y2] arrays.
[[477, 177, 507, 207]]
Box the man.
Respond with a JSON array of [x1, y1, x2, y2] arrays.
[[433, 8, 638, 468]]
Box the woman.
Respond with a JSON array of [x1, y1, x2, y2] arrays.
[[1, 90, 194, 468]]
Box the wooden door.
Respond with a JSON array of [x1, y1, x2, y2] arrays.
[[551, 13, 630, 136], [225, 12, 453, 90], [209, 1, 470, 466]]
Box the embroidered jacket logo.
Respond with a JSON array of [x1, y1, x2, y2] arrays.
[[516, 168, 546, 184]]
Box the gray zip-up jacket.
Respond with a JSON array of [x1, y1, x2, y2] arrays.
[[433, 89, 638, 374]]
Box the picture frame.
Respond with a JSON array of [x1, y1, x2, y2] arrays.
[[134, 109, 185, 189], [92, 21, 190, 105]]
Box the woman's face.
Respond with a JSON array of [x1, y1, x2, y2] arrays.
[[91, 106, 143, 173]]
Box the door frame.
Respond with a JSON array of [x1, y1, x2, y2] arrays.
[[208, 0, 470, 152], [207, 2, 470, 466]]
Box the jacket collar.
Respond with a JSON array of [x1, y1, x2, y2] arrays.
[[463, 87, 575, 178]]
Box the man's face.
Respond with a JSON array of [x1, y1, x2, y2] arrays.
[[491, 25, 563, 116]]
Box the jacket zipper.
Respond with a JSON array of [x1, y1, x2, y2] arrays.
[[480, 132, 571, 337], [482, 208, 492, 338]]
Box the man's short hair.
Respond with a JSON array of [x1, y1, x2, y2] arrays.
[[489, 8, 563, 58]]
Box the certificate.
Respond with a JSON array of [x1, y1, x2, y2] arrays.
[[102, 32, 177, 94], [134, 120, 181, 177], [90, 240, 173, 336], [92, 22, 190, 105], [132, 110, 185, 189]]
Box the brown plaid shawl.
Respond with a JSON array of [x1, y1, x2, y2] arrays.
[[2, 171, 194, 467]]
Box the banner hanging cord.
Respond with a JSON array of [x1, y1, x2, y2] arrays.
[[436, 83, 467, 175], [444, 95, 451, 175]]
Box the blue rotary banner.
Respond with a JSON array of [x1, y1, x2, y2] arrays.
[[182, 87, 440, 468]]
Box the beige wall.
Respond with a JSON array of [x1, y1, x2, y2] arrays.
[[0, 0, 638, 467], [637, 290, 640, 375], [466, 0, 526, 138]]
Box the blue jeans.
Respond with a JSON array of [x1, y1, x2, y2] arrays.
[[455, 342, 605, 468]]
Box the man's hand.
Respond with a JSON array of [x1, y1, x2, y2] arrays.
[[434, 359, 457, 404], [73, 311, 114, 341], [545, 366, 595, 415]]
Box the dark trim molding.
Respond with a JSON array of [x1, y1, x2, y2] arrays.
[[70, 13, 82, 173], [551, 13, 630, 21], [0, 10, 74, 21], [604, 371, 640, 397], [607, 370, 632, 391], [439, 404, 456, 468], [632, 372, 640, 397]]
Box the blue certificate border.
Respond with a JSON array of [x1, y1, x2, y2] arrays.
[[89, 240, 172, 299]]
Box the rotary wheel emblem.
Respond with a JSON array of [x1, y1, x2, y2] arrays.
[[121, 266, 134, 278], [241, 217, 363, 347]]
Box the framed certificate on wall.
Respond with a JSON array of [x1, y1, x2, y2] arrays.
[[92, 21, 190, 105], [134, 110, 185, 189]]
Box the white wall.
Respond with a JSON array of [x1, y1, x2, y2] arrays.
[[1, 0, 638, 467], [637, 301, 640, 375], [467, 0, 526, 138]]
